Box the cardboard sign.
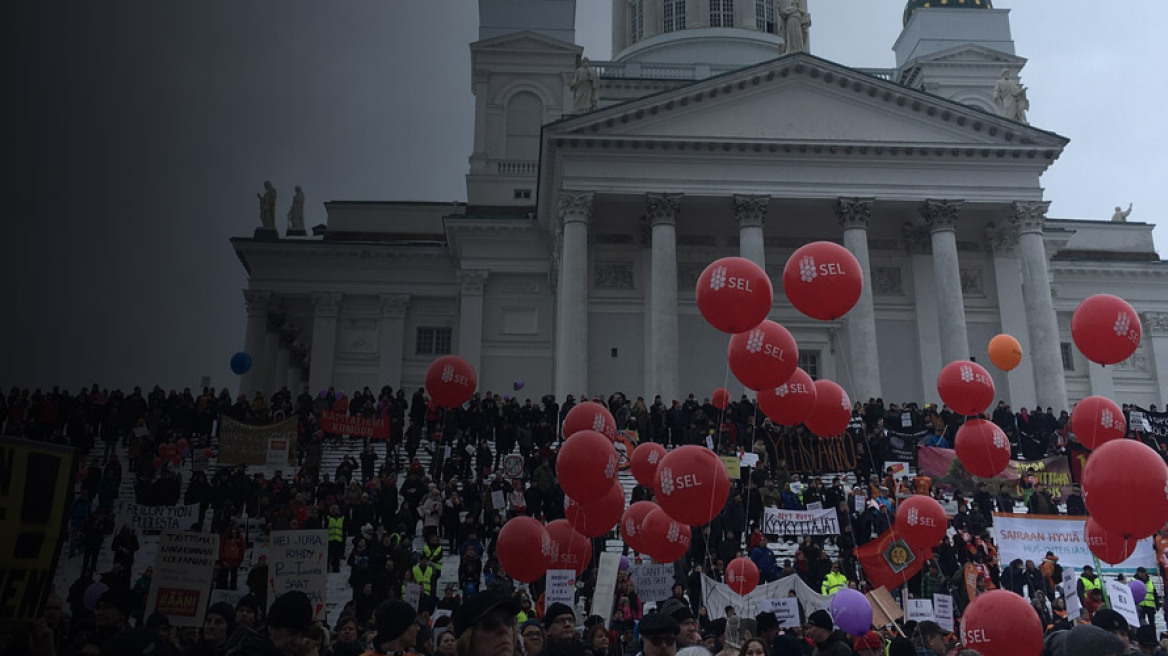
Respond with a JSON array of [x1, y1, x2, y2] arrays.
[[147, 532, 218, 627], [491, 490, 506, 510], [866, 587, 903, 628], [932, 594, 954, 632], [590, 553, 621, 628], [630, 564, 674, 602], [720, 455, 742, 479], [906, 598, 933, 622], [774, 598, 800, 628], [545, 569, 576, 610], [1105, 579, 1140, 627], [763, 507, 840, 536], [269, 530, 328, 620], [740, 453, 760, 468], [1061, 569, 1081, 618], [117, 501, 200, 533], [404, 583, 422, 611]]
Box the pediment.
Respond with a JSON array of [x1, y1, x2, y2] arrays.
[[909, 43, 1026, 67], [471, 30, 581, 55]]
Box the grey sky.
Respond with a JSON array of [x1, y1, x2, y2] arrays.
[[5, 1, 1164, 393]]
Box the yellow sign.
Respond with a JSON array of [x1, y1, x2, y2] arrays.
[[0, 437, 76, 628], [720, 455, 742, 479]]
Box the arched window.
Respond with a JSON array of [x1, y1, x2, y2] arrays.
[[663, 0, 686, 32], [755, 0, 777, 34], [710, 0, 734, 27], [505, 92, 543, 161], [630, 0, 643, 42]]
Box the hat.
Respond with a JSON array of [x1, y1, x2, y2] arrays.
[[888, 636, 916, 656], [236, 593, 260, 613], [97, 587, 135, 617], [755, 611, 779, 633], [1091, 608, 1129, 634], [807, 609, 834, 631], [266, 591, 313, 631], [519, 619, 543, 635], [1138, 624, 1159, 647], [708, 618, 727, 637], [375, 600, 417, 643], [207, 602, 238, 635], [853, 631, 884, 650], [543, 602, 576, 628], [99, 627, 175, 656], [144, 612, 171, 629], [657, 597, 694, 623], [916, 620, 946, 638], [638, 612, 681, 637], [1066, 624, 1124, 656], [454, 592, 521, 637]]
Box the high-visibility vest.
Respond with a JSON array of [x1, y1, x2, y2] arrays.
[[327, 516, 345, 543], [1080, 576, 1101, 592], [424, 544, 444, 569], [822, 571, 848, 595], [413, 564, 434, 596], [1141, 584, 1156, 608]]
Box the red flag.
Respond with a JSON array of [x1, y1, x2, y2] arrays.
[[856, 528, 931, 591]]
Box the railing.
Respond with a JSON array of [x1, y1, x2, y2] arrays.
[[854, 67, 897, 81], [496, 160, 538, 175], [595, 60, 901, 83]]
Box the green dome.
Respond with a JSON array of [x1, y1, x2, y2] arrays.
[[904, 0, 993, 26]]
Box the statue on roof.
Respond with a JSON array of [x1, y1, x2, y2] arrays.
[[571, 57, 599, 113], [993, 69, 1029, 124], [780, 0, 811, 55], [257, 181, 276, 229], [1112, 203, 1133, 223], [287, 185, 306, 233]]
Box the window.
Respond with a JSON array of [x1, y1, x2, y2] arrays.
[[663, 0, 686, 33], [799, 350, 820, 379], [505, 92, 542, 161], [755, 0, 777, 34], [630, 0, 643, 42], [416, 328, 452, 356], [710, 0, 734, 27], [513, 189, 532, 200], [1060, 342, 1075, 372]]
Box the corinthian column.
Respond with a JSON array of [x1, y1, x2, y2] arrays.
[[240, 290, 272, 396], [555, 192, 593, 398], [308, 292, 342, 394], [734, 195, 768, 270], [905, 224, 943, 400], [837, 198, 881, 401], [986, 222, 1037, 408], [457, 271, 489, 377], [647, 193, 682, 403], [1010, 201, 1068, 412], [378, 294, 410, 389], [921, 199, 970, 365], [1145, 313, 1168, 404]]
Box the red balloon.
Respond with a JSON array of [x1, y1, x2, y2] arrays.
[[563, 402, 618, 442], [727, 320, 799, 392], [545, 519, 593, 575], [960, 589, 1043, 656], [497, 516, 552, 583], [630, 442, 668, 488], [1082, 438, 1168, 539], [556, 431, 619, 504], [1072, 294, 1142, 365], [782, 241, 863, 321], [176, 438, 189, 452], [802, 380, 851, 437], [170, 455, 181, 466], [954, 419, 1011, 478], [759, 368, 817, 427], [654, 445, 730, 526], [565, 482, 625, 538], [641, 508, 692, 564], [725, 557, 760, 596], [152, 457, 162, 469], [895, 495, 948, 549], [1070, 396, 1126, 450], [1085, 516, 1140, 565], [711, 388, 730, 410], [620, 501, 657, 553], [695, 256, 773, 334], [204, 448, 214, 459], [424, 355, 477, 408], [936, 360, 995, 417], [75, 470, 89, 482]]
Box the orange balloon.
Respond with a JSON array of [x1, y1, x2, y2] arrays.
[[987, 334, 1022, 371]]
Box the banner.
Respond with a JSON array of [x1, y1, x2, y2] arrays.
[[856, 529, 931, 591], [918, 446, 1074, 503], [886, 429, 925, 463], [701, 573, 830, 621], [630, 564, 674, 602], [545, 569, 576, 610], [217, 416, 298, 468], [720, 455, 741, 479], [269, 530, 328, 620], [1132, 407, 1168, 442], [0, 438, 75, 629], [147, 532, 218, 626], [905, 598, 933, 622], [1105, 579, 1140, 627], [319, 410, 389, 439], [591, 553, 621, 628], [117, 501, 200, 532], [762, 507, 840, 536], [773, 598, 800, 628], [992, 514, 1155, 572]]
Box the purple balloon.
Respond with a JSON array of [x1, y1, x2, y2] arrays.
[[1130, 579, 1148, 602], [83, 582, 109, 611], [619, 556, 630, 571], [516, 380, 525, 390], [829, 588, 872, 636]]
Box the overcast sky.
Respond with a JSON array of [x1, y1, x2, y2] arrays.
[[5, 1, 1165, 393]]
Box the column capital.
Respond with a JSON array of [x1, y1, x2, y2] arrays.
[[646, 193, 683, 228], [734, 195, 769, 229], [902, 223, 932, 255], [985, 222, 1020, 255], [310, 292, 343, 318], [1010, 200, 1051, 234], [243, 289, 273, 317], [558, 192, 594, 226], [456, 269, 490, 295], [378, 293, 411, 318], [1144, 312, 1168, 336], [920, 199, 964, 233], [836, 197, 875, 230]]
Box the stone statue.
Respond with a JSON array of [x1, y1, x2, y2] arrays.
[[570, 57, 599, 113], [993, 69, 1029, 124], [1112, 203, 1133, 222], [780, 0, 811, 55], [257, 181, 276, 229], [287, 185, 306, 233]]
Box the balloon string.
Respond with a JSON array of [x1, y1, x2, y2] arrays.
[[703, 340, 733, 571]]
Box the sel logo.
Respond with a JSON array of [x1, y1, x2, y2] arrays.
[[659, 467, 675, 495], [709, 265, 728, 290], [440, 365, 454, 383]]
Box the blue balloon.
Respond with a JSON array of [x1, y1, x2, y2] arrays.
[[230, 352, 253, 375]]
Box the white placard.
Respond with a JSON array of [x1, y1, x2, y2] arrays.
[[932, 594, 954, 632], [270, 529, 329, 620], [901, 412, 912, 428], [854, 495, 867, 513], [1105, 579, 1140, 627], [117, 501, 201, 532], [404, 583, 422, 610], [146, 532, 218, 627], [1061, 569, 1081, 618], [705, 435, 715, 450], [806, 501, 823, 511], [491, 490, 506, 510], [906, 598, 934, 622], [444, 445, 452, 459], [757, 598, 783, 613], [545, 569, 576, 610], [763, 507, 840, 536], [590, 553, 621, 628], [774, 598, 801, 628], [630, 564, 674, 602], [433, 609, 452, 624], [740, 453, 760, 468]]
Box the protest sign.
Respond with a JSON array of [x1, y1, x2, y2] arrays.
[[591, 553, 621, 628], [774, 598, 800, 628], [806, 501, 823, 511], [404, 583, 422, 611], [503, 454, 524, 479], [740, 452, 760, 468], [854, 494, 867, 513], [545, 569, 576, 609], [319, 410, 390, 439], [1131, 407, 1168, 440], [900, 412, 912, 428], [631, 564, 674, 602], [905, 598, 933, 622], [209, 589, 246, 610], [270, 530, 328, 620], [886, 430, 924, 463], [757, 598, 782, 613], [720, 455, 741, 479], [705, 435, 715, 450], [117, 501, 200, 532], [267, 438, 292, 469], [147, 532, 218, 626], [0, 437, 75, 629], [932, 594, 953, 632], [885, 461, 910, 477], [1061, 569, 1081, 617], [866, 587, 903, 627], [491, 490, 506, 510], [763, 507, 840, 536], [1105, 579, 1140, 627], [919, 447, 1074, 503], [993, 514, 1154, 572], [192, 445, 208, 472], [218, 416, 298, 468]]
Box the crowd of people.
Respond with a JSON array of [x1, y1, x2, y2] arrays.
[[3, 382, 1168, 656]]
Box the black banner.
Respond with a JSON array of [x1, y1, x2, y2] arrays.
[[1131, 407, 1168, 444], [775, 434, 857, 475], [885, 428, 925, 464]]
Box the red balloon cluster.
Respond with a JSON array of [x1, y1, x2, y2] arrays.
[[564, 483, 625, 538], [960, 590, 1044, 656], [937, 360, 995, 417], [563, 402, 618, 442], [802, 380, 852, 437], [496, 516, 551, 583], [695, 257, 773, 334], [1085, 516, 1139, 564], [782, 241, 863, 321], [758, 368, 817, 427], [545, 519, 593, 575], [630, 442, 668, 488], [654, 445, 730, 526], [556, 430, 618, 504], [641, 508, 692, 564], [895, 495, 948, 549], [725, 557, 760, 595], [954, 419, 1011, 478], [1082, 438, 1168, 539], [1072, 294, 1141, 365], [1070, 396, 1126, 450], [727, 320, 798, 392], [425, 355, 477, 408], [711, 387, 730, 410]]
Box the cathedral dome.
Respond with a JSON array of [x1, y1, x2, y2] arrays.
[[904, 0, 993, 26]]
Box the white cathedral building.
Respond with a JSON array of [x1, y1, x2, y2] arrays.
[[232, 0, 1168, 413]]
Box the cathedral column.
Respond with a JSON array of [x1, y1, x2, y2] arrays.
[[287, 365, 304, 393], [1010, 201, 1069, 412], [837, 198, 881, 401], [905, 225, 943, 400], [240, 290, 272, 396], [734, 195, 768, 270], [555, 193, 593, 398], [261, 325, 281, 395], [686, 0, 705, 28], [643, 0, 661, 38], [457, 271, 489, 378], [378, 294, 411, 390], [647, 193, 682, 403], [986, 223, 1037, 408], [274, 347, 290, 393], [922, 199, 970, 365], [1145, 313, 1168, 404], [308, 292, 342, 394], [736, 0, 755, 29]]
